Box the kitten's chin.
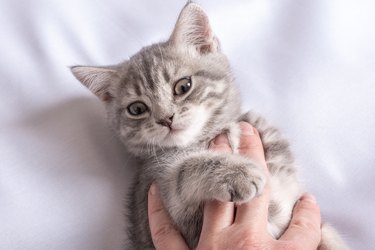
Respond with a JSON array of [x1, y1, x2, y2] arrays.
[[162, 129, 196, 147], [161, 124, 203, 147]]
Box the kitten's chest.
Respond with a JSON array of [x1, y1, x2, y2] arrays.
[[147, 122, 240, 164]]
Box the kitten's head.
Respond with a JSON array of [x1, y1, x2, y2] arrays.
[[71, 3, 240, 155]]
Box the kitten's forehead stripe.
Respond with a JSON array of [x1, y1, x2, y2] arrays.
[[195, 70, 226, 81], [138, 47, 172, 91], [151, 65, 162, 88], [121, 67, 147, 98], [133, 81, 142, 96], [141, 57, 155, 90], [163, 68, 171, 83]]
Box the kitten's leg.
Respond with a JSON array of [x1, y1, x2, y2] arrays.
[[166, 151, 266, 205]]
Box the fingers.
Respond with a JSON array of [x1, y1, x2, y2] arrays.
[[200, 200, 235, 239], [208, 122, 271, 231], [234, 180, 270, 229], [238, 122, 267, 172], [279, 193, 321, 249], [205, 133, 235, 236], [148, 184, 189, 250], [234, 122, 270, 229], [209, 133, 232, 153]]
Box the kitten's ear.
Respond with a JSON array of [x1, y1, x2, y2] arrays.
[[70, 66, 119, 102], [170, 2, 220, 54]]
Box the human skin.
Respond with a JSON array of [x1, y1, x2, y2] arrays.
[[148, 122, 322, 250]]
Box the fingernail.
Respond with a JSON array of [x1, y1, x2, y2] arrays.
[[240, 122, 255, 136], [150, 183, 157, 195], [213, 134, 229, 145], [300, 193, 317, 204]]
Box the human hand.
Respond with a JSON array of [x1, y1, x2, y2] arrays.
[[148, 122, 322, 250]]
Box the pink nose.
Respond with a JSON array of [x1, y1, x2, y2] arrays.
[[157, 114, 174, 128]]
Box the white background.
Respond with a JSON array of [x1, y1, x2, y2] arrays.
[[1, 0, 374, 249]]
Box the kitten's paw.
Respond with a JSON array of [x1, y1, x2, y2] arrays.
[[212, 157, 266, 203]]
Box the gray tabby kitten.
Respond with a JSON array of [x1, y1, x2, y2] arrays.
[[71, 2, 348, 250]]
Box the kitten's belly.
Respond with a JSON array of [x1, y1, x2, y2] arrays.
[[267, 175, 302, 238], [169, 202, 203, 248]]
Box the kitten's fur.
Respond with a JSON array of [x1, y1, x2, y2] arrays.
[[71, 3, 348, 249]]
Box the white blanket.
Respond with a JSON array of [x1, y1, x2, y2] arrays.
[[1, 0, 374, 249]]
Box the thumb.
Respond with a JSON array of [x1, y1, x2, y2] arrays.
[[148, 184, 189, 250], [238, 122, 267, 170]]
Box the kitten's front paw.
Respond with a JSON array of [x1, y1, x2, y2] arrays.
[[213, 156, 266, 203]]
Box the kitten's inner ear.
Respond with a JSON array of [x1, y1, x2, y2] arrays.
[[170, 3, 220, 54], [71, 66, 119, 102]]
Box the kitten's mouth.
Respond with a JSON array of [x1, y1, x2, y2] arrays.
[[164, 125, 185, 137], [159, 122, 187, 142], [169, 127, 184, 135]]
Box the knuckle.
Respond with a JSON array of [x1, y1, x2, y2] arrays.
[[234, 230, 265, 250]]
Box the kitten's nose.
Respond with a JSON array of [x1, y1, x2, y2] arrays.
[[157, 114, 174, 128]]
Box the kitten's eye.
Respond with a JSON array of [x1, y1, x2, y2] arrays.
[[127, 102, 148, 116], [174, 77, 192, 96]]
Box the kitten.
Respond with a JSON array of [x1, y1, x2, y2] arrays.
[[71, 2, 348, 249]]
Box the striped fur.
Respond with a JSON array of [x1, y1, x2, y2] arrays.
[[71, 2, 348, 250]]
